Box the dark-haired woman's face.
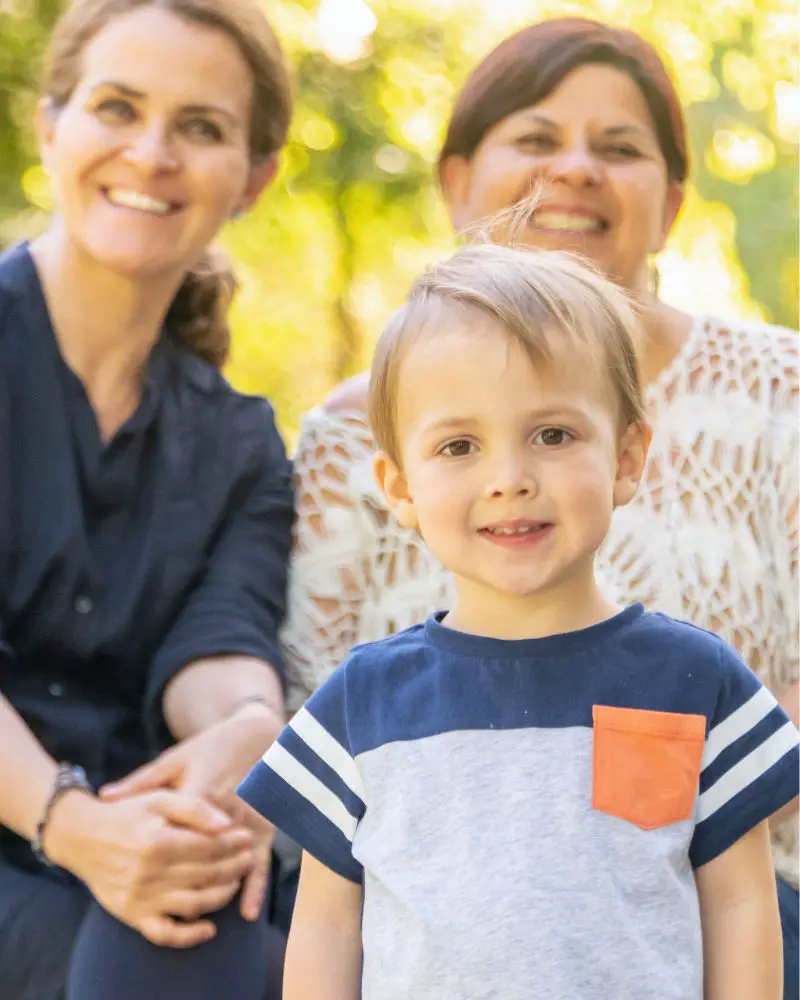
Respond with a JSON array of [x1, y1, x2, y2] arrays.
[[37, 6, 274, 281], [441, 63, 684, 293]]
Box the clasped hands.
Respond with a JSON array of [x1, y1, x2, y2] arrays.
[[54, 708, 276, 948]]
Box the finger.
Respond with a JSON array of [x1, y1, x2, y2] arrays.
[[163, 881, 242, 921], [138, 914, 217, 950], [152, 792, 234, 834], [240, 848, 270, 922], [101, 755, 179, 800], [153, 825, 253, 869], [101, 758, 179, 801], [166, 850, 256, 890], [224, 796, 275, 840]]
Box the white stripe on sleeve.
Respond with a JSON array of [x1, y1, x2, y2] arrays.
[[264, 742, 358, 841], [702, 687, 777, 771], [291, 707, 366, 800], [697, 721, 798, 823]]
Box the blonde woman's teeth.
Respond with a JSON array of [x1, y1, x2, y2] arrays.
[[106, 189, 172, 215]]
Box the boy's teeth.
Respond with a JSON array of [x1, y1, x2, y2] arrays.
[[532, 212, 603, 232], [488, 525, 540, 536], [107, 189, 171, 214]]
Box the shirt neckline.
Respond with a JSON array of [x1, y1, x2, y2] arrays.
[[423, 603, 645, 660], [9, 241, 178, 422]]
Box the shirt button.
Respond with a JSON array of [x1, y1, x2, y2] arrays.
[[74, 594, 93, 615], [47, 682, 65, 698]]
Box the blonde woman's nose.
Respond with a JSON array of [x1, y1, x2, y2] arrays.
[[122, 122, 179, 173]]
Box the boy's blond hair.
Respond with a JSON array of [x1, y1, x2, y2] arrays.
[[369, 243, 647, 466]]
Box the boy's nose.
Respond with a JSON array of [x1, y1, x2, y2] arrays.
[[484, 459, 538, 500]]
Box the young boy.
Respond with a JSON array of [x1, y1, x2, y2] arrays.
[[239, 245, 799, 999]]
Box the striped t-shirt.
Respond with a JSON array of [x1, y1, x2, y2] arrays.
[[239, 605, 799, 1000]]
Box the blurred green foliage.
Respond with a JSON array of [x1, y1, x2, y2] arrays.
[[1, 0, 797, 442]]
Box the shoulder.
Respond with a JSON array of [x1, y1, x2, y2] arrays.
[[323, 372, 370, 416], [300, 622, 430, 709], [337, 623, 433, 690], [697, 314, 798, 407], [346, 622, 431, 669], [168, 347, 288, 466], [0, 243, 38, 338], [633, 610, 729, 677], [294, 372, 376, 468]]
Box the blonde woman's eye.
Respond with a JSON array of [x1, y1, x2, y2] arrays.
[[440, 439, 475, 458], [95, 98, 136, 122], [534, 428, 572, 447]]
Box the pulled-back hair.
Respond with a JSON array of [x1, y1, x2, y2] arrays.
[[41, 0, 293, 367], [369, 242, 646, 467]]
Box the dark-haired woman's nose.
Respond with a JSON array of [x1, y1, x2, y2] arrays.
[[545, 145, 603, 188]]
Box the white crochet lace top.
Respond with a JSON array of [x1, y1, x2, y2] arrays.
[[282, 314, 799, 883]]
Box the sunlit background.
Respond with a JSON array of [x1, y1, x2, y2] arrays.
[[1, 0, 797, 442]]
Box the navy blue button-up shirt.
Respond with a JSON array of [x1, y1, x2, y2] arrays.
[[0, 243, 294, 864]]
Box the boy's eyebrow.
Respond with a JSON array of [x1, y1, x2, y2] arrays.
[[420, 405, 595, 434], [419, 416, 479, 435]]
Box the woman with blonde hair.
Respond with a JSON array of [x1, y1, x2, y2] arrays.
[[284, 17, 798, 991], [0, 0, 294, 996]]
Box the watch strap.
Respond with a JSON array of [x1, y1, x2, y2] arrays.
[[32, 762, 94, 866]]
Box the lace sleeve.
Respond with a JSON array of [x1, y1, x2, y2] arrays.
[[281, 407, 378, 712], [769, 331, 799, 689]]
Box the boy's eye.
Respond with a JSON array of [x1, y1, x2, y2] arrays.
[[439, 439, 475, 458], [533, 428, 572, 447]]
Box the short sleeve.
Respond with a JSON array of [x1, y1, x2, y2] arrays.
[[238, 660, 365, 883], [690, 641, 799, 868]]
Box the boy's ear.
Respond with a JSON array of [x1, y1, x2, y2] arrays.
[[373, 452, 418, 530], [613, 421, 651, 509]]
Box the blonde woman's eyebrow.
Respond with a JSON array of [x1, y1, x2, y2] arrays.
[[85, 80, 145, 98]]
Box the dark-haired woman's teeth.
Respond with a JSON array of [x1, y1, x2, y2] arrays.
[[532, 212, 602, 232]]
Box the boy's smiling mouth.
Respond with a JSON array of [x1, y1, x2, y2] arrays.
[[478, 519, 554, 547]]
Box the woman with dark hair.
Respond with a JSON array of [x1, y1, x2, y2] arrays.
[[0, 0, 295, 997], [283, 17, 798, 992]]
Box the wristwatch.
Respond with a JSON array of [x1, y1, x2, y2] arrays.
[[31, 762, 94, 866]]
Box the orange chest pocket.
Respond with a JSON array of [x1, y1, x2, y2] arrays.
[[592, 705, 706, 830]]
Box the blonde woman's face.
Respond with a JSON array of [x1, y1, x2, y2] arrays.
[[442, 64, 684, 294], [37, 6, 272, 280]]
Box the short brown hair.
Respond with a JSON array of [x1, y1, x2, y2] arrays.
[[439, 17, 688, 185], [369, 244, 646, 467]]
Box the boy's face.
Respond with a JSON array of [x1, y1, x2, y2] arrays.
[[375, 315, 648, 608]]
